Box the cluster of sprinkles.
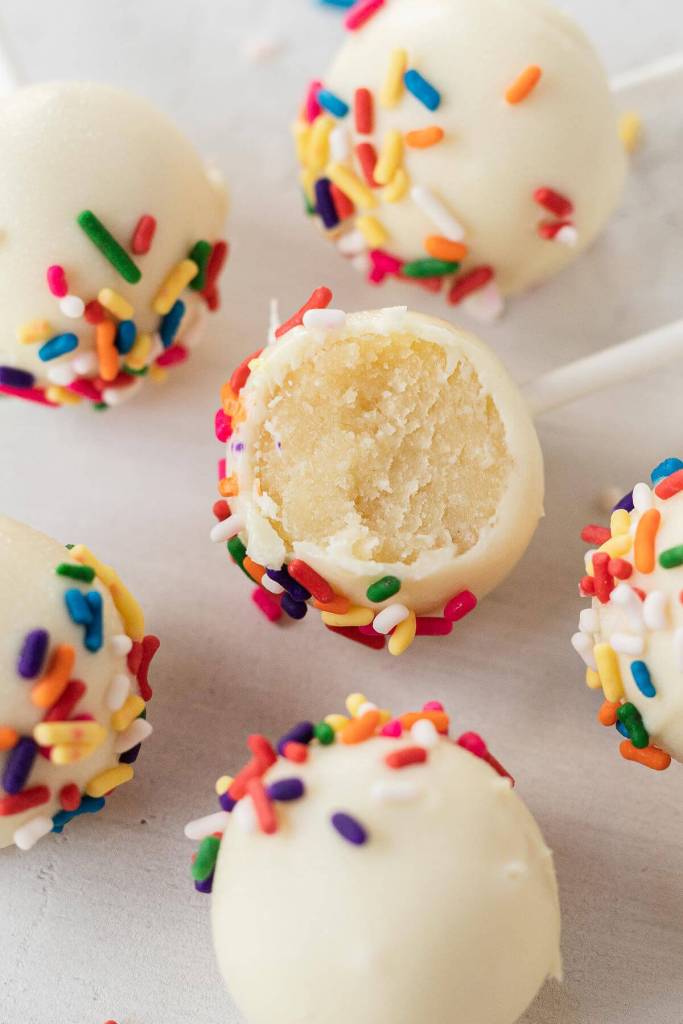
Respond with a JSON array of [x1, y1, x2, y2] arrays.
[[293, 2, 577, 321], [212, 286, 478, 656], [0, 208, 228, 409], [0, 545, 158, 850], [186, 693, 513, 893], [572, 457, 683, 772]]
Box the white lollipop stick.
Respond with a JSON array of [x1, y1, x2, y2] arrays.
[[611, 51, 683, 94], [522, 317, 683, 417], [0, 18, 23, 97]]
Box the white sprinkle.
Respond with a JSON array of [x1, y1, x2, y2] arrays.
[[111, 635, 133, 656], [330, 125, 350, 162], [267, 298, 280, 346], [113, 718, 153, 754], [462, 281, 504, 323], [356, 701, 378, 717], [102, 380, 143, 406], [184, 810, 231, 841], [493, 776, 513, 792], [210, 514, 245, 543], [261, 574, 284, 595], [555, 225, 578, 247], [643, 591, 668, 631], [411, 718, 439, 749], [234, 797, 257, 833], [72, 351, 98, 376], [351, 252, 370, 274], [611, 633, 644, 655], [337, 230, 367, 256], [410, 184, 465, 241], [373, 604, 410, 634], [675, 628, 683, 671], [14, 816, 53, 851], [302, 308, 347, 330], [571, 631, 596, 669], [371, 779, 422, 803], [504, 860, 529, 880], [579, 608, 599, 634], [46, 364, 76, 386], [106, 674, 131, 711], [632, 482, 654, 512], [59, 294, 85, 319], [611, 584, 645, 631]]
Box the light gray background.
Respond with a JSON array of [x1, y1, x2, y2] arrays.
[[0, 2, 682, 1023]]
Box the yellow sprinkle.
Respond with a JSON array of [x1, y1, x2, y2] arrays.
[[215, 775, 234, 797], [378, 709, 392, 725], [292, 119, 311, 164], [99, 287, 134, 321], [610, 509, 631, 537], [585, 668, 602, 690], [383, 167, 410, 203], [45, 386, 81, 406], [321, 606, 375, 628], [70, 545, 117, 586], [599, 534, 632, 559], [85, 764, 134, 799], [619, 111, 642, 154], [51, 743, 99, 766], [594, 643, 624, 702], [374, 130, 403, 186], [34, 721, 107, 747], [109, 580, 145, 642], [149, 363, 167, 384], [111, 694, 146, 733], [153, 259, 198, 316], [380, 48, 408, 108], [346, 693, 368, 717], [356, 215, 388, 248], [306, 113, 335, 172], [388, 610, 417, 656], [326, 162, 377, 210], [18, 319, 52, 344], [125, 331, 153, 371], [324, 714, 349, 732]]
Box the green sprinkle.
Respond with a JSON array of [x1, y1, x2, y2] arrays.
[[122, 364, 149, 377], [189, 240, 212, 291], [314, 721, 335, 745], [401, 258, 460, 279], [56, 562, 95, 583], [92, 402, 108, 411], [303, 191, 316, 216], [227, 536, 252, 580], [77, 210, 142, 284], [617, 702, 649, 749], [366, 575, 401, 603], [192, 835, 221, 882], [659, 545, 683, 569]]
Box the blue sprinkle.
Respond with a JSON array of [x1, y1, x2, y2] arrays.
[[84, 591, 103, 652], [281, 593, 308, 619], [651, 457, 683, 485], [52, 795, 105, 834], [119, 743, 141, 765], [160, 299, 186, 349], [319, 0, 355, 7], [64, 588, 93, 628], [266, 566, 311, 603], [38, 333, 78, 362], [315, 177, 340, 230], [612, 490, 634, 513], [0, 365, 35, 389], [631, 660, 656, 698], [615, 720, 630, 739], [116, 320, 137, 355], [317, 89, 349, 118], [219, 791, 237, 812], [195, 871, 214, 894], [404, 69, 441, 111]]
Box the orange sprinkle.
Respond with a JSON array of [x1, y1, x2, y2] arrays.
[[598, 700, 620, 727], [96, 320, 119, 382], [31, 644, 75, 710], [620, 740, 672, 772], [0, 726, 19, 751], [313, 594, 350, 615], [243, 556, 265, 583], [219, 474, 239, 498], [399, 710, 449, 734], [340, 710, 380, 744], [405, 126, 444, 148], [634, 509, 661, 574], [505, 65, 543, 104], [424, 236, 468, 262], [221, 381, 240, 416]]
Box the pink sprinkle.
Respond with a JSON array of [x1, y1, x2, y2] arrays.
[[218, 457, 226, 480], [156, 343, 188, 368], [423, 701, 444, 712], [415, 617, 453, 636], [304, 80, 323, 123], [215, 408, 233, 442], [370, 249, 403, 280], [0, 383, 57, 406], [68, 379, 103, 401], [457, 732, 488, 759], [47, 265, 68, 298], [381, 719, 402, 738], [345, 0, 385, 31], [443, 590, 477, 622], [251, 587, 282, 623]]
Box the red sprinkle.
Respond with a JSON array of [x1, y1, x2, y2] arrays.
[[385, 746, 428, 769], [68, 378, 103, 402], [354, 87, 374, 134], [581, 524, 611, 545], [447, 267, 493, 305], [47, 265, 68, 298], [0, 786, 50, 817], [246, 778, 278, 834], [533, 187, 574, 218], [132, 635, 159, 702], [330, 183, 355, 221], [415, 617, 453, 636], [275, 286, 333, 339], [131, 214, 157, 255], [288, 560, 335, 603], [230, 348, 264, 393], [283, 741, 308, 763], [655, 469, 683, 500], [580, 575, 596, 596], [156, 343, 188, 368], [43, 679, 86, 722], [537, 219, 573, 240], [247, 735, 278, 768], [84, 300, 106, 324], [202, 241, 229, 297], [592, 552, 614, 604], [345, 0, 385, 31], [608, 558, 633, 580], [355, 142, 378, 186], [229, 758, 270, 801], [325, 624, 385, 650], [252, 587, 282, 623], [443, 590, 477, 622], [59, 784, 81, 812]]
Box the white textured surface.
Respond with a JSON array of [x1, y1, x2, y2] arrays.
[[0, 2, 682, 1023]]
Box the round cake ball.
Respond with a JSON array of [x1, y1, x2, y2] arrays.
[[211, 290, 543, 654], [294, 0, 626, 316], [0, 516, 158, 850], [0, 81, 229, 409], [187, 696, 561, 1024]]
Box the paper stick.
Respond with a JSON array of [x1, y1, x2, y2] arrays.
[[0, 18, 24, 98]]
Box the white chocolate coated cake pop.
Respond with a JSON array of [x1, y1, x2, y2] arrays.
[[572, 458, 683, 771], [294, 0, 626, 316], [0, 81, 228, 409], [187, 696, 561, 1024], [0, 517, 158, 850], [211, 289, 543, 655]]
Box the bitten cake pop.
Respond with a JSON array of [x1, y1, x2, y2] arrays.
[[0, 517, 158, 850], [572, 458, 683, 771], [293, 0, 626, 317], [0, 81, 228, 409], [186, 695, 561, 1024]]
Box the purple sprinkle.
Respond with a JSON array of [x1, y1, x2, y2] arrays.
[[195, 872, 214, 895], [331, 811, 368, 846], [277, 721, 315, 756], [2, 737, 38, 795], [0, 365, 35, 389], [266, 566, 311, 603], [267, 778, 305, 802], [17, 629, 49, 679], [118, 743, 141, 765], [612, 490, 635, 513], [314, 177, 340, 230], [281, 593, 308, 620], [234, 443, 245, 453], [219, 791, 237, 812]]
